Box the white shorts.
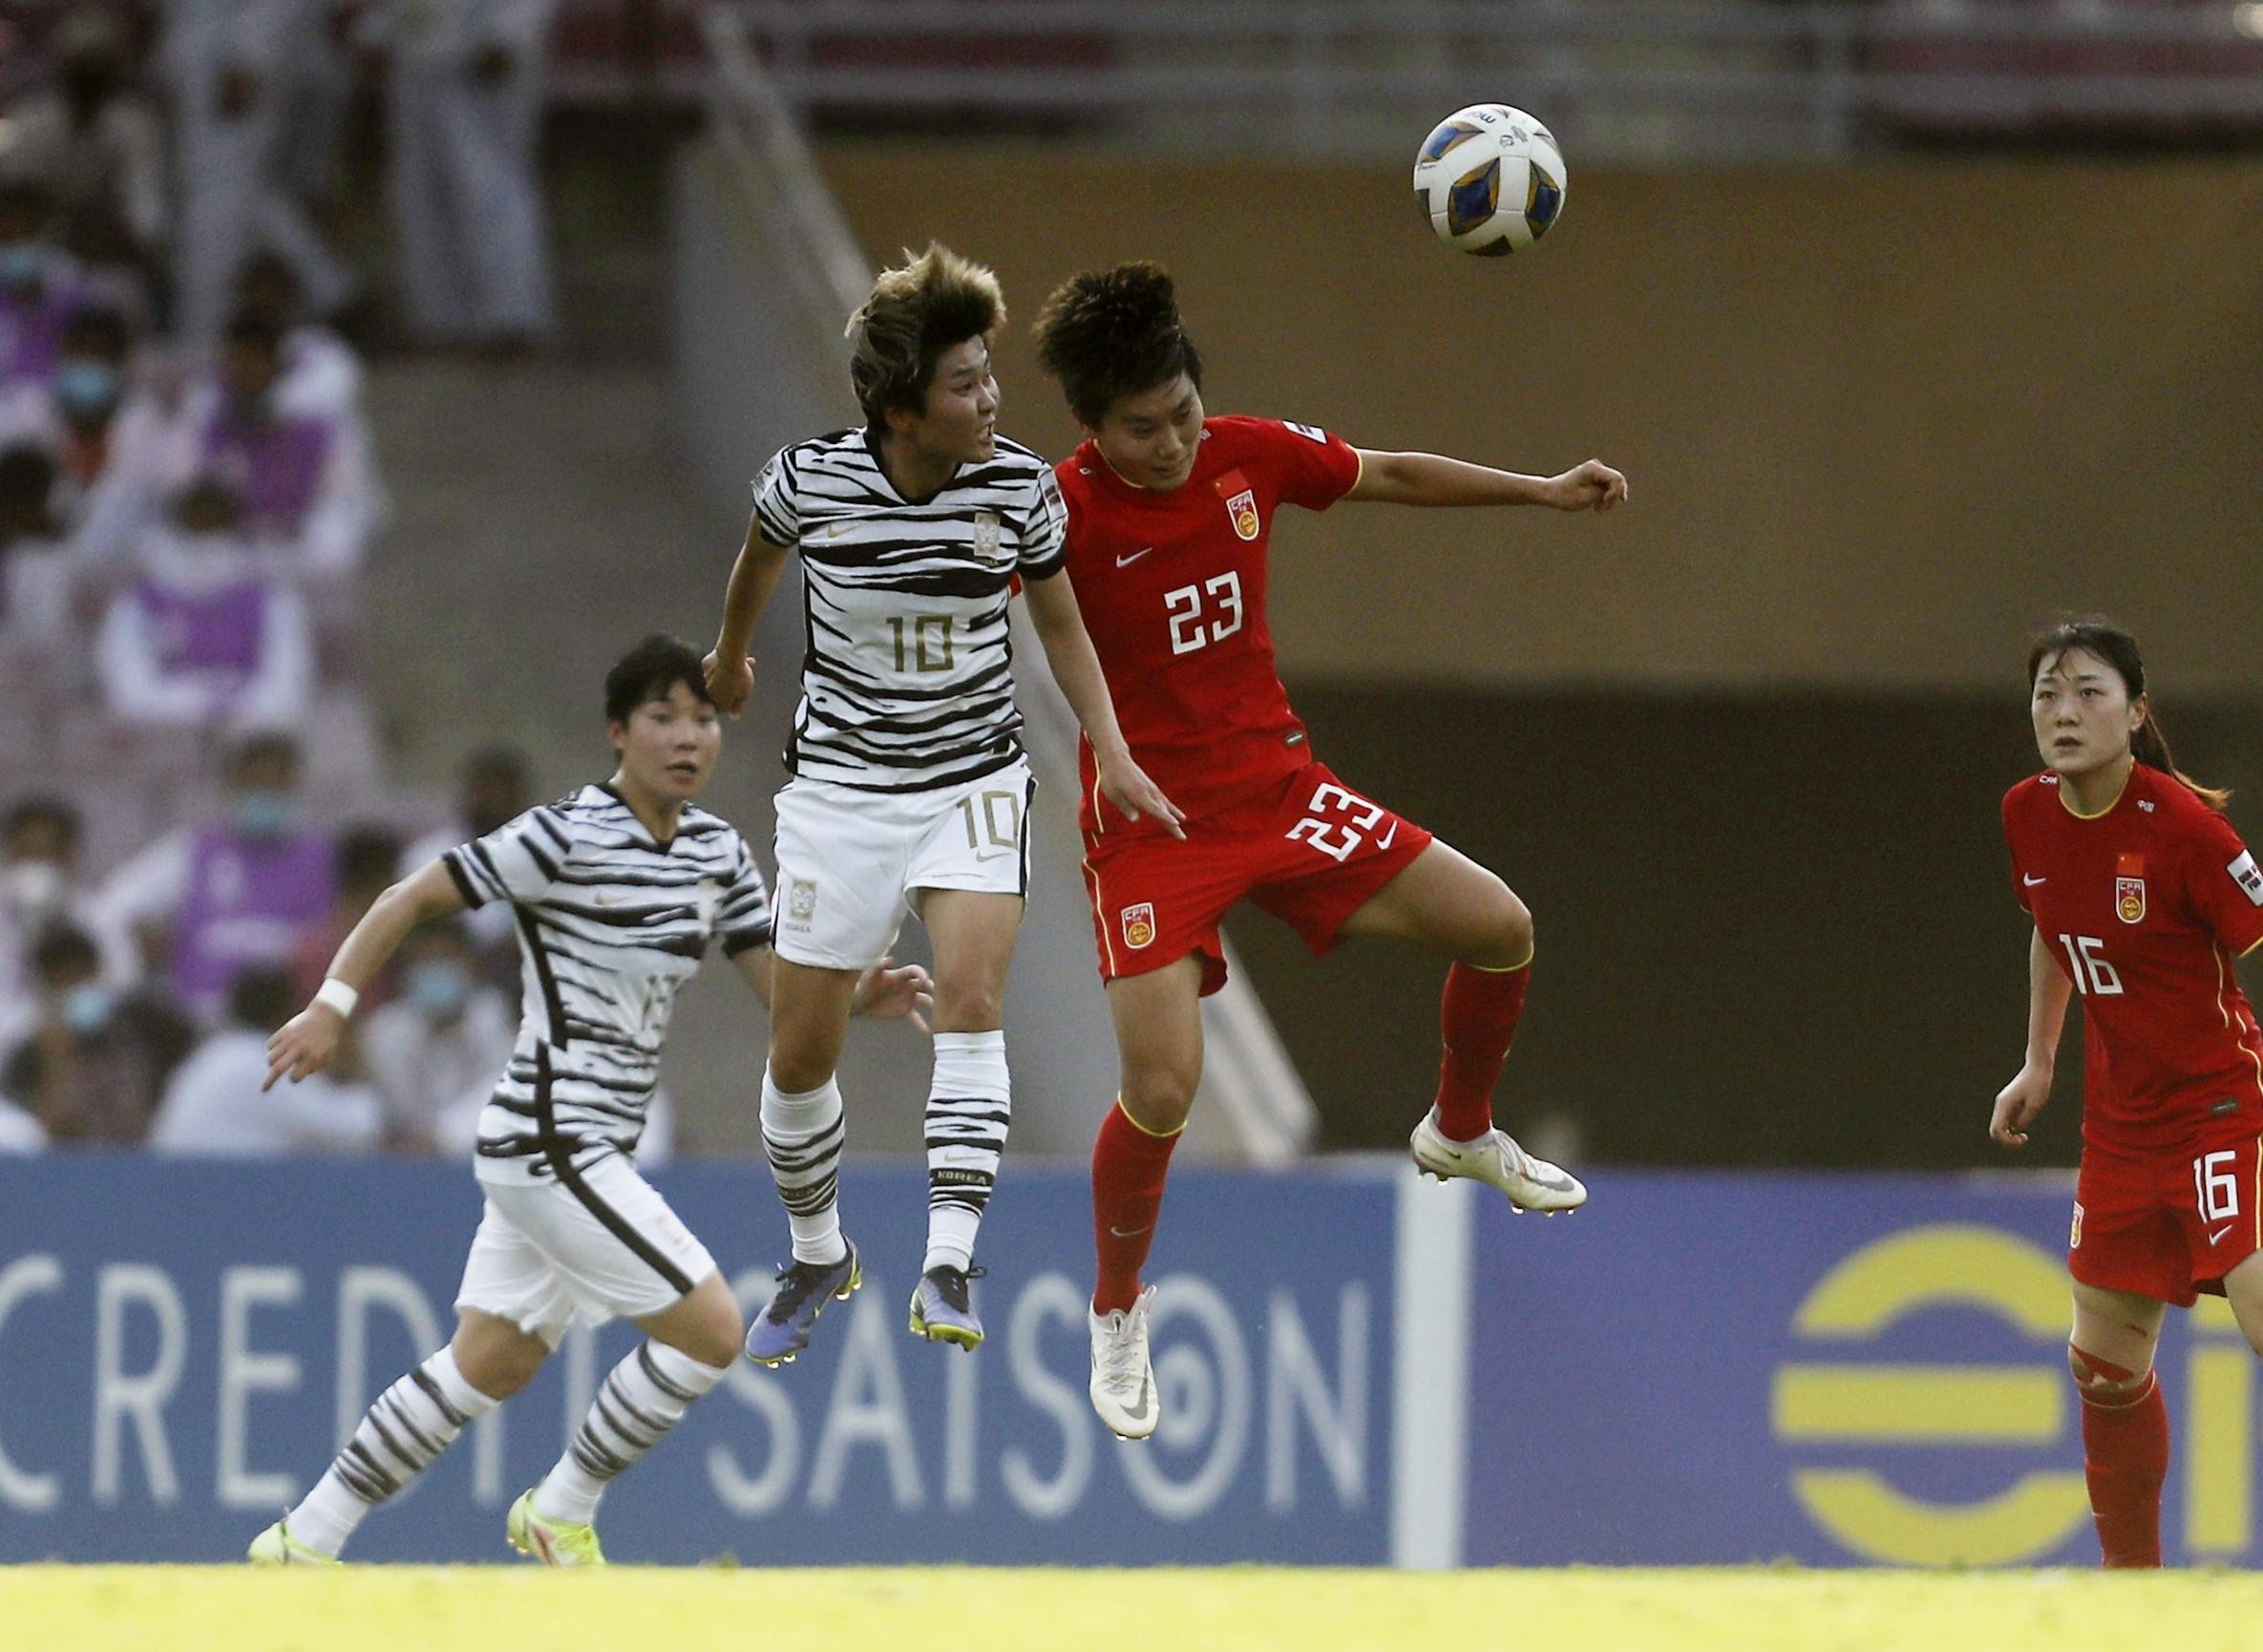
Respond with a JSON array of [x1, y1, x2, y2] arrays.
[[455, 1154, 716, 1347], [772, 757, 1036, 969]]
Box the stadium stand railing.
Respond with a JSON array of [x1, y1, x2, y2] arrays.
[[718, 0, 2263, 158]]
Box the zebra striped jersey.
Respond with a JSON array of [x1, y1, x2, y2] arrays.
[[441, 784, 772, 1181], [751, 428, 1068, 794]]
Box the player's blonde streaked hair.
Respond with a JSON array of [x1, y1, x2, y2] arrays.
[[845, 243, 1005, 427]]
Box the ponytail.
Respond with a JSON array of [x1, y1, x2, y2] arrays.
[[2026, 617, 2230, 811], [2130, 701, 2231, 811]]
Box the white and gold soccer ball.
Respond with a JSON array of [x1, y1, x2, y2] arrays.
[[1412, 103, 1567, 257]]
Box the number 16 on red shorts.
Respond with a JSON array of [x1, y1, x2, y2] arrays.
[[1081, 761, 1432, 997], [2072, 1131, 2263, 1306]]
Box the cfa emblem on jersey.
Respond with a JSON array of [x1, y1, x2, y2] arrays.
[[2116, 878, 2147, 924], [972, 511, 1002, 559], [1224, 488, 1260, 541], [2071, 1202, 2083, 1249], [787, 879, 817, 923], [1213, 468, 1260, 540], [1121, 902, 1156, 950], [2116, 852, 2146, 924]]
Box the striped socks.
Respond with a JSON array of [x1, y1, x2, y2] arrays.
[[924, 1030, 1011, 1273], [534, 1341, 728, 1525], [287, 1346, 498, 1557], [762, 1066, 848, 1266]]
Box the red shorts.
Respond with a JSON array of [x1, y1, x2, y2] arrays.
[[2070, 1131, 2263, 1306], [1080, 761, 1433, 996]]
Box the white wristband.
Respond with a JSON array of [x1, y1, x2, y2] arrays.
[[314, 978, 360, 1020]]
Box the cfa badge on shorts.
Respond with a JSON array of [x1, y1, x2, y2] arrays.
[[972, 511, 1002, 560], [1214, 468, 1260, 540], [2116, 852, 2146, 924], [788, 879, 817, 923], [2070, 1202, 2083, 1249], [1121, 902, 1156, 950]]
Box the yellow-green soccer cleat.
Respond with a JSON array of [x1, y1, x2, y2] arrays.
[[507, 1488, 606, 1567], [908, 1264, 986, 1350], [246, 1516, 340, 1565]]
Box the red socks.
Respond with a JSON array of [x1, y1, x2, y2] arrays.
[[2078, 1366, 2168, 1568], [1434, 961, 1531, 1141], [1091, 1099, 1181, 1314]]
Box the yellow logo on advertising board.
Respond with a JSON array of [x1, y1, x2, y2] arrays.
[[1774, 1223, 2259, 1563]]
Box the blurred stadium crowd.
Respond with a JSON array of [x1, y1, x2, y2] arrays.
[[0, 0, 569, 1158]]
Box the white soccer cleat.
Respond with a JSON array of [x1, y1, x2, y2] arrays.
[[1089, 1286, 1159, 1441], [1410, 1109, 1587, 1214], [246, 1516, 339, 1565]]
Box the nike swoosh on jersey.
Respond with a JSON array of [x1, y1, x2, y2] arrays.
[[1115, 547, 1154, 567], [1108, 1224, 1152, 1239], [2023, 875, 2047, 886], [1378, 822, 1399, 851], [2211, 1224, 2237, 1245]]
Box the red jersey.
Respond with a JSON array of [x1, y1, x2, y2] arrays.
[[2002, 764, 2263, 1153], [1056, 416, 1363, 832]]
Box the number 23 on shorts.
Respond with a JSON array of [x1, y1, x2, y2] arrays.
[[1286, 781, 1386, 865]]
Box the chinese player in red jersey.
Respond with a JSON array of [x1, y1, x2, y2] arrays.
[[1030, 263, 1628, 1437], [1996, 619, 2263, 1566]]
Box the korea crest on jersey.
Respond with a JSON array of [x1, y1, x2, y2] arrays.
[[972, 511, 1003, 561], [2116, 852, 2146, 924]]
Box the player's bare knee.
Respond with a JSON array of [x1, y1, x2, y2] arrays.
[[452, 1315, 549, 1400], [2069, 1341, 2151, 1400], [1470, 883, 1533, 971], [932, 978, 1005, 1032], [678, 1322, 742, 1371], [766, 1039, 836, 1096], [1120, 1069, 1195, 1136]]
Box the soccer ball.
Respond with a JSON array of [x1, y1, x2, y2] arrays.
[[1412, 104, 1567, 257]]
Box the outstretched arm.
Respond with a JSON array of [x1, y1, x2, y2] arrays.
[[705, 514, 793, 716], [1991, 930, 2072, 1148], [264, 859, 467, 1089], [1347, 450, 1627, 513], [1021, 570, 1186, 838]]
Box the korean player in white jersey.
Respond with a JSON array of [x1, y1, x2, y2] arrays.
[[245, 636, 930, 1567], [706, 244, 1180, 1362]]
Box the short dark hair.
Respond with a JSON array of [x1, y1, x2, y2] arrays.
[[603, 634, 712, 726], [1033, 262, 1204, 430], [846, 243, 1005, 427], [31, 921, 98, 980], [227, 966, 297, 1033], [5, 794, 79, 847]]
